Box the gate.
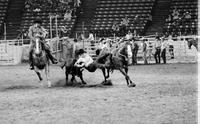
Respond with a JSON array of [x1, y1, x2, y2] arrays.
[[0, 40, 23, 65]]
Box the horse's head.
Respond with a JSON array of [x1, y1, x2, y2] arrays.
[[34, 36, 43, 55]]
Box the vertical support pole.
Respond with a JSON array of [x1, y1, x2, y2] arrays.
[[114, 33, 115, 42], [50, 16, 52, 39], [55, 15, 58, 59], [82, 21, 85, 49], [4, 23, 6, 40], [21, 32, 24, 45], [55, 15, 58, 37]]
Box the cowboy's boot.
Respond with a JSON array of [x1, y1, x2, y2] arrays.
[[59, 58, 66, 69], [29, 51, 34, 70], [45, 49, 58, 64]]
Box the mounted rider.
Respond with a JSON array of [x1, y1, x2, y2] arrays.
[[28, 17, 58, 70], [95, 38, 112, 66]]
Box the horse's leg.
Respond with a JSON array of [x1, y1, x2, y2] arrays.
[[118, 67, 136, 87], [71, 75, 75, 83], [65, 66, 69, 85], [45, 65, 51, 88], [119, 67, 129, 85], [34, 68, 43, 86], [124, 66, 131, 83], [102, 68, 107, 82], [79, 72, 86, 84], [105, 68, 110, 79], [35, 70, 43, 81]]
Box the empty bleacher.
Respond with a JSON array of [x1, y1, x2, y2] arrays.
[[163, 0, 198, 35], [20, 10, 76, 38], [90, 0, 156, 37], [0, 0, 9, 38], [20, 1, 77, 39]]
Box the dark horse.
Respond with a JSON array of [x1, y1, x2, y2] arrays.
[[101, 42, 136, 87], [32, 35, 51, 87], [79, 41, 136, 87], [187, 38, 198, 50]]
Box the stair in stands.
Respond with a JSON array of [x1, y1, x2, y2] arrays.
[[73, 0, 98, 37], [5, 0, 26, 39], [145, 0, 171, 36]]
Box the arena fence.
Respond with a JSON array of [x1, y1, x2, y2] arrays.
[[0, 35, 198, 65], [0, 39, 24, 65]]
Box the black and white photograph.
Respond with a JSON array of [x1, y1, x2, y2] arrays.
[[0, 0, 198, 123]]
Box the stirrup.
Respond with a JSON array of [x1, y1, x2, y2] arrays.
[[29, 65, 34, 70], [52, 59, 58, 64]]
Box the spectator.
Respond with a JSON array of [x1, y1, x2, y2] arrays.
[[133, 14, 140, 24], [147, 14, 152, 26], [23, 30, 29, 39], [127, 41, 133, 65], [172, 7, 179, 20], [87, 31, 94, 42], [133, 30, 137, 37], [161, 38, 168, 64], [166, 15, 172, 23], [112, 21, 120, 36], [125, 30, 133, 40], [184, 11, 191, 23], [120, 16, 129, 36], [74, 0, 81, 7], [132, 40, 139, 65], [33, 8, 41, 12], [64, 9, 72, 21], [121, 16, 129, 26], [25, 0, 31, 10], [147, 40, 154, 63], [142, 39, 148, 64], [168, 35, 174, 59], [74, 38, 83, 58], [154, 36, 162, 64], [87, 31, 95, 50]]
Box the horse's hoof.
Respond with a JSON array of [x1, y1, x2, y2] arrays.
[[47, 81, 52, 88], [101, 80, 113, 86], [128, 83, 136, 87], [38, 81, 43, 86], [82, 82, 87, 85]]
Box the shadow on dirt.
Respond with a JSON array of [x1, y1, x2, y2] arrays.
[[1, 85, 39, 92], [53, 79, 113, 88], [0, 80, 113, 91]]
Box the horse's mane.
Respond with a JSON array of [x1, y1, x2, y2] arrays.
[[111, 42, 128, 56]]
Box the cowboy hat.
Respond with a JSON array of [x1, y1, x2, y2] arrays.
[[34, 17, 42, 24], [77, 49, 86, 55]]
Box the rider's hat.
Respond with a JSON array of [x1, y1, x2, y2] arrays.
[[34, 17, 42, 24], [155, 36, 160, 40], [77, 49, 86, 55]]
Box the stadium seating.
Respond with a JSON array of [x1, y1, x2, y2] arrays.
[[90, 0, 155, 37], [163, 0, 198, 35], [20, 0, 77, 38], [0, 0, 9, 36]]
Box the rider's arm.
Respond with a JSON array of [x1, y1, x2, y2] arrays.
[[37, 27, 46, 38], [28, 27, 35, 41], [87, 33, 94, 41], [74, 58, 85, 67]]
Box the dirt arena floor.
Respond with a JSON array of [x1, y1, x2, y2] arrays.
[[0, 63, 197, 124]]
